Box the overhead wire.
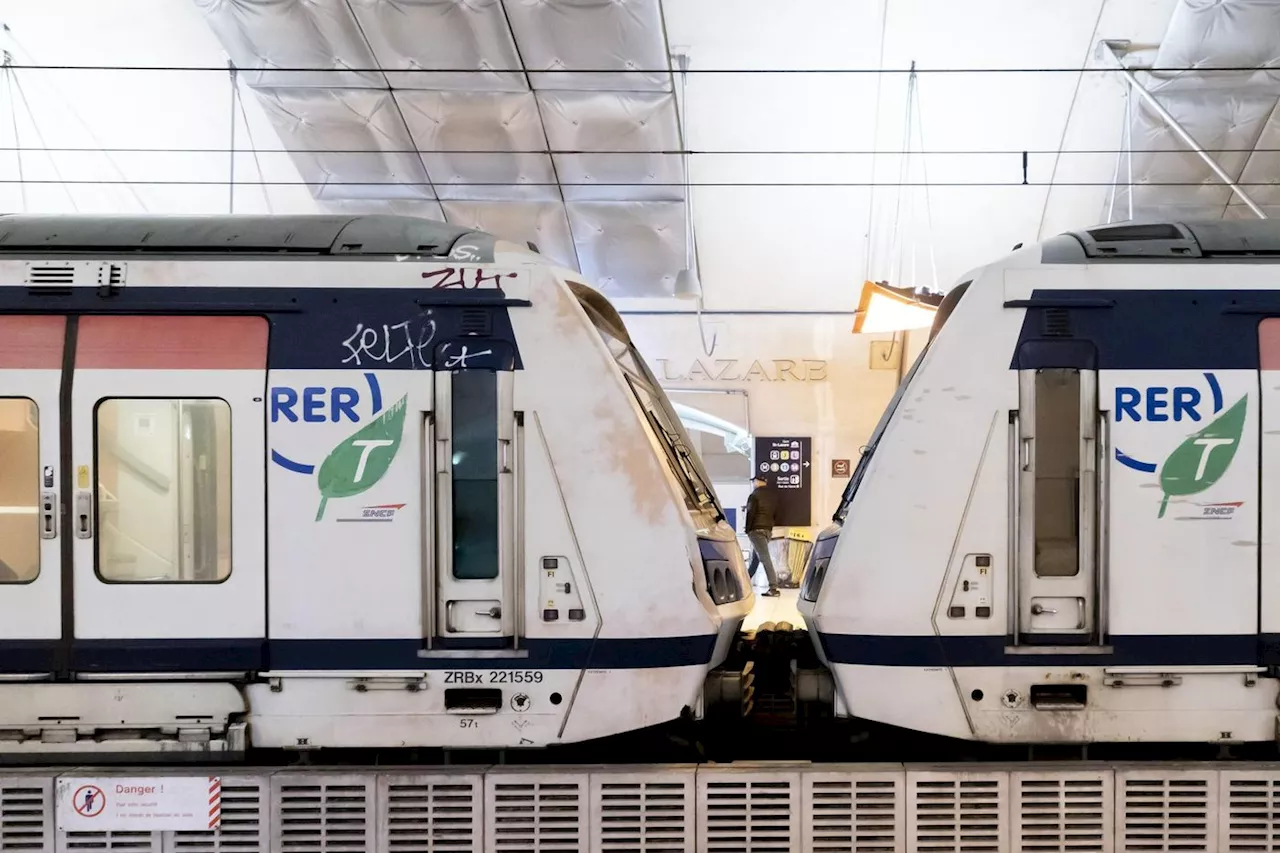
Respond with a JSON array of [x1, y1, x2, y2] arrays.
[[0, 179, 1262, 188], [861, 0, 891, 285], [8, 70, 76, 210], [0, 145, 1276, 156], [1036, 0, 1108, 240], [232, 69, 272, 214], [2, 27, 149, 211], [2, 54, 26, 212], [0, 63, 1274, 74]]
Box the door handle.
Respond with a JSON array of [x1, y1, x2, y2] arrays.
[[1021, 437, 1034, 471], [74, 490, 93, 540], [1031, 603, 1056, 616], [477, 606, 502, 619], [40, 490, 56, 540]]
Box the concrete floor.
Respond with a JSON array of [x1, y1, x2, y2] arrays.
[[742, 586, 805, 631]]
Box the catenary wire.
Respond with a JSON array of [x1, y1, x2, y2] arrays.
[[0, 179, 1272, 188], [0, 146, 1278, 156]]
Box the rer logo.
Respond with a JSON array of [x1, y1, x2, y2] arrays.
[[1113, 372, 1247, 518], [269, 373, 409, 521]]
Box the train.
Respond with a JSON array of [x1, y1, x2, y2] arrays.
[[7, 212, 1280, 766], [0, 213, 752, 761], [799, 219, 1280, 751]]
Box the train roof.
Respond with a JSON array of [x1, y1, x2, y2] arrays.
[[1044, 219, 1280, 263], [0, 213, 504, 260]]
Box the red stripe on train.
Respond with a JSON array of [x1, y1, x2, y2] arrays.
[[0, 316, 66, 369], [76, 316, 268, 369]]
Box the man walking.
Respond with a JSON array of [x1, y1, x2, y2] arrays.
[[745, 474, 781, 597]]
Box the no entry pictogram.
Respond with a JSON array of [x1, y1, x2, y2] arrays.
[[72, 785, 105, 818]]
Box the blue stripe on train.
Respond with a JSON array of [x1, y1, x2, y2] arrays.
[[0, 286, 526, 371], [816, 631, 1270, 668], [0, 636, 718, 673], [1010, 289, 1280, 371]]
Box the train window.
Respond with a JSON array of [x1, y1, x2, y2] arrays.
[[570, 284, 724, 518], [1033, 369, 1081, 577], [95, 398, 231, 583], [0, 399, 39, 584], [451, 371, 500, 580]]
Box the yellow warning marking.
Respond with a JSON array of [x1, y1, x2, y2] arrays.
[[76, 466, 89, 489]]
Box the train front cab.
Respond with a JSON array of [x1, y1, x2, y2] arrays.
[[801, 222, 1280, 744]]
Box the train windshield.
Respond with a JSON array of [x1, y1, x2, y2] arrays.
[[570, 284, 725, 521]]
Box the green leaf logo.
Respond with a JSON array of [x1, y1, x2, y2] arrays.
[[1157, 395, 1247, 518], [314, 394, 408, 521]]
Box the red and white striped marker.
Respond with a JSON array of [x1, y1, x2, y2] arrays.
[[207, 777, 222, 830]]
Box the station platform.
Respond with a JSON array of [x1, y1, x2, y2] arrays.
[[14, 759, 1276, 851], [742, 587, 805, 632]]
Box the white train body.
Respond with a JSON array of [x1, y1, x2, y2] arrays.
[[0, 214, 750, 757], [800, 221, 1280, 745]]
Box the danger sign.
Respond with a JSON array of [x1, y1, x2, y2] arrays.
[[56, 776, 221, 832]]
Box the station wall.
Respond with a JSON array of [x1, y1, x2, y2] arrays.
[[623, 312, 930, 536]]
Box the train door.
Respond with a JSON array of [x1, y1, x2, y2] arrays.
[[0, 317, 67, 666], [69, 316, 268, 670], [1014, 365, 1100, 644], [429, 345, 518, 647]]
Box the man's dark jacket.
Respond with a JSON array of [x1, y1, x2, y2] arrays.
[[745, 486, 778, 532]]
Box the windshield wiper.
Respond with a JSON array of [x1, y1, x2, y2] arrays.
[[672, 441, 725, 521]]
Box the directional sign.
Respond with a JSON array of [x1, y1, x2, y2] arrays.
[[753, 436, 812, 527]]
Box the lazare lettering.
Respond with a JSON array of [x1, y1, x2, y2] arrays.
[[656, 358, 829, 382]]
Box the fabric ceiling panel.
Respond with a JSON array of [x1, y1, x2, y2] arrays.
[[567, 200, 684, 297], [441, 200, 578, 268], [503, 0, 672, 92], [397, 90, 558, 201], [539, 90, 683, 202], [348, 0, 529, 92], [1115, 92, 1272, 218], [193, 0, 383, 88], [195, 0, 690, 298], [1106, 0, 1280, 224], [1146, 0, 1280, 94], [1231, 105, 1280, 215], [254, 88, 437, 201], [321, 198, 447, 220]]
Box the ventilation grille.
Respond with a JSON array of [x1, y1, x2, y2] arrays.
[[1014, 772, 1110, 853], [593, 776, 692, 853], [460, 309, 492, 336], [1220, 771, 1280, 852], [274, 776, 373, 853], [380, 776, 481, 853], [25, 264, 76, 287], [1119, 772, 1214, 852], [23, 261, 126, 294], [701, 774, 797, 853], [170, 780, 266, 853], [0, 780, 50, 852], [56, 831, 159, 852], [803, 772, 902, 853], [488, 778, 584, 853], [1043, 307, 1072, 337], [909, 772, 1006, 853]]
